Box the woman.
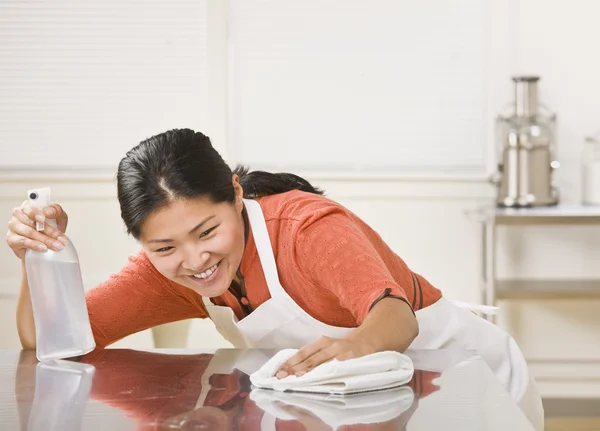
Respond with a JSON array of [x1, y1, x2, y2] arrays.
[[6, 128, 542, 427]]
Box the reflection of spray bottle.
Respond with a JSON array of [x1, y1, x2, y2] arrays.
[[27, 360, 96, 431], [24, 187, 95, 361]]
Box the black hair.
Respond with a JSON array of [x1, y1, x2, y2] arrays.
[[116, 128, 323, 239]]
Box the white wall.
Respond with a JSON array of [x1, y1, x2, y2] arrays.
[[1, 0, 600, 399], [513, 0, 600, 203], [227, 0, 488, 174]]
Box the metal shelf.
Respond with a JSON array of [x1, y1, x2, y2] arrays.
[[477, 203, 600, 321], [495, 204, 600, 217], [484, 204, 600, 225], [496, 279, 600, 300]]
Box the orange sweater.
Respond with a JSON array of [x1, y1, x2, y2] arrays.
[[86, 190, 442, 348]]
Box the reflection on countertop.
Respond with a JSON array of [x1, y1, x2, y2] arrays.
[[3, 347, 538, 430]]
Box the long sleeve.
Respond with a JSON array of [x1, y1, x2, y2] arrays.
[[85, 250, 208, 348]]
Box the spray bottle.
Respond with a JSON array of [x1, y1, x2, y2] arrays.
[[24, 187, 96, 361]]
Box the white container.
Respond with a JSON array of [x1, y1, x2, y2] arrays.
[[24, 187, 96, 361], [582, 133, 600, 205]]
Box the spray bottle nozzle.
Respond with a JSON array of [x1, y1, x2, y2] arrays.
[[28, 187, 52, 232]]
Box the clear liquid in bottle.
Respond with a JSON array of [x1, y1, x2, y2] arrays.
[[24, 187, 95, 361]]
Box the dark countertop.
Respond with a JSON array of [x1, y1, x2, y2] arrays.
[[1, 347, 537, 430]]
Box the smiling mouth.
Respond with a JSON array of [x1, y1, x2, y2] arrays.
[[186, 261, 221, 284]]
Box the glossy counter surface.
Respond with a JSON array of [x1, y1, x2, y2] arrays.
[[1, 348, 538, 430]]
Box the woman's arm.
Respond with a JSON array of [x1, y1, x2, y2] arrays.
[[277, 206, 420, 377], [16, 262, 36, 349], [87, 251, 207, 348], [277, 297, 417, 377]]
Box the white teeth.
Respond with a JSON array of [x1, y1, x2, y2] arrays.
[[193, 263, 218, 280]]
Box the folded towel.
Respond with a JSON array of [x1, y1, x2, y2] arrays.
[[250, 386, 415, 429], [249, 349, 414, 395]]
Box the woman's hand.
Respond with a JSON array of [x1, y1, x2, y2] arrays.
[[6, 201, 69, 260], [275, 334, 375, 378], [276, 298, 418, 379]]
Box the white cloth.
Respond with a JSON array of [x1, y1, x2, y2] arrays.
[[251, 385, 415, 430], [249, 348, 414, 395]]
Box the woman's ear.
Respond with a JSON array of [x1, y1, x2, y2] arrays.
[[232, 174, 244, 212]]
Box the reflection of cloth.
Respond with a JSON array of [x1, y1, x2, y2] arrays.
[[250, 348, 414, 395], [251, 386, 415, 430]]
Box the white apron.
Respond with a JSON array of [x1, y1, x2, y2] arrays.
[[202, 199, 544, 430]]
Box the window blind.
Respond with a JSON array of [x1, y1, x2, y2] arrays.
[[0, 0, 209, 168]]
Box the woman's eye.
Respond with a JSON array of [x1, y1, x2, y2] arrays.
[[200, 227, 217, 238], [156, 246, 173, 253]]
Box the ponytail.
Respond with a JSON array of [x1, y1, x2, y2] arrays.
[[233, 165, 324, 198]]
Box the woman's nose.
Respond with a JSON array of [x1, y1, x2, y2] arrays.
[[183, 248, 211, 272]]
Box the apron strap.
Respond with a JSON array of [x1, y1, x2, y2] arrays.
[[260, 412, 277, 431], [243, 199, 285, 298]]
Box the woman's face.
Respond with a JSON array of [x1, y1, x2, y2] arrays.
[[139, 177, 245, 297]]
